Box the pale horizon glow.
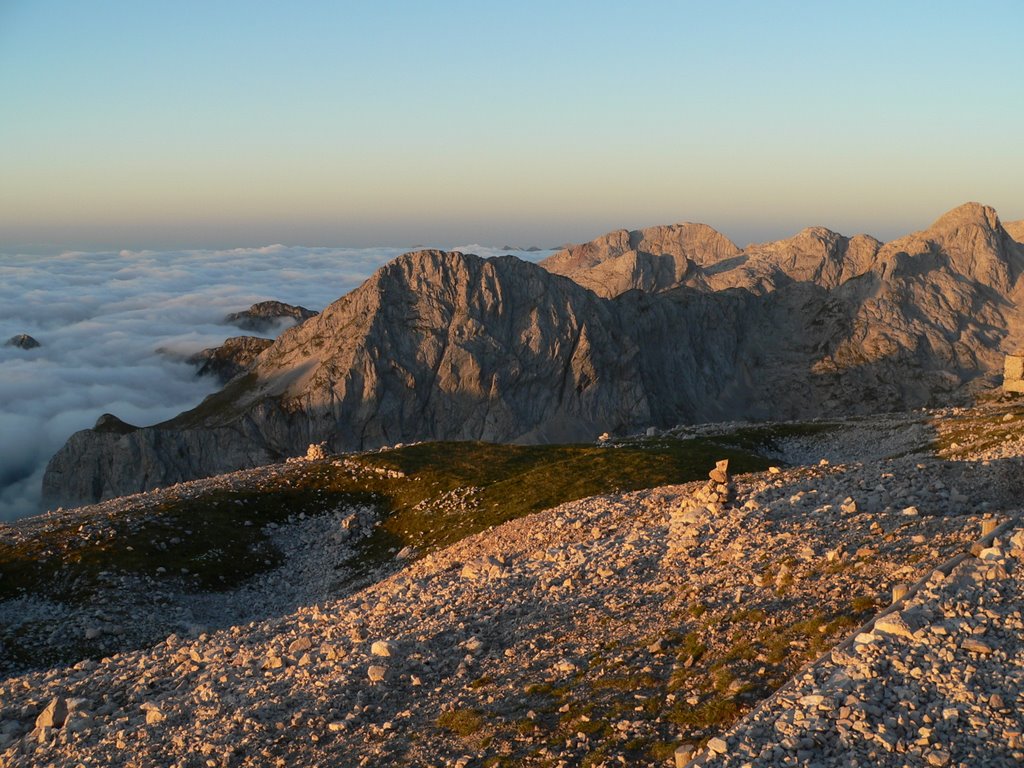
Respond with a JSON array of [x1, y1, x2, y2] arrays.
[[1, 1, 1022, 251]]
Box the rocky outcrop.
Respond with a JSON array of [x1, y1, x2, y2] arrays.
[[541, 222, 884, 297], [224, 301, 317, 333], [541, 223, 741, 298], [187, 336, 273, 383], [92, 414, 139, 435], [42, 204, 1024, 509], [43, 252, 651, 506], [1002, 219, 1024, 244], [5, 334, 40, 350]]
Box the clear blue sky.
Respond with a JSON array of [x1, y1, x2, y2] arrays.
[[1, 0, 1021, 251]]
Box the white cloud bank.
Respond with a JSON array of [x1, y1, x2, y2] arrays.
[[0, 244, 553, 521]]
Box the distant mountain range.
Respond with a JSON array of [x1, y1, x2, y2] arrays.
[[43, 203, 1024, 509]]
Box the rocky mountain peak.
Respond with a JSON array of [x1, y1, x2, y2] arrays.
[[539, 223, 739, 298], [927, 201, 1002, 233], [246, 248, 644, 430], [4, 334, 40, 350], [92, 413, 139, 434], [224, 300, 318, 334], [879, 202, 1023, 293]]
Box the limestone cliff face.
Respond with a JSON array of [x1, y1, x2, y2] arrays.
[[42, 204, 1024, 509], [541, 223, 741, 298], [544, 222, 884, 296], [43, 252, 652, 507], [237, 251, 651, 448], [831, 203, 1024, 380]]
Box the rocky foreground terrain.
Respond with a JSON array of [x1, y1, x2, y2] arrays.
[[4, 400, 1024, 767], [42, 202, 1024, 509]]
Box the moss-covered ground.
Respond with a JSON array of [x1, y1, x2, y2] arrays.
[[0, 436, 772, 604]]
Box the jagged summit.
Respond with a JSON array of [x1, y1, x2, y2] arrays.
[[92, 413, 139, 434], [187, 336, 274, 384], [878, 201, 1023, 294], [4, 334, 40, 350], [234, 248, 646, 437], [542, 220, 884, 297], [224, 300, 318, 334], [541, 223, 740, 298], [540, 203, 1024, 300], [927, 200, 1002, 232]]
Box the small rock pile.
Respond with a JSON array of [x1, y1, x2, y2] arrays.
[[666, 459, 733, 561], [305, 442, 328, 461]]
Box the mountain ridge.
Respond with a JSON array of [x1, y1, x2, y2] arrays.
[[41, 203, 1024, 509]]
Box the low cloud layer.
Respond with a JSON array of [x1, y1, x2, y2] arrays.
[[0, 244, 551, 521]]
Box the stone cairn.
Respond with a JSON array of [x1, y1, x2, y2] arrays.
[[666, 459, 732, 561], [287, 442, 328, 463], [305, 442, 328, 461]]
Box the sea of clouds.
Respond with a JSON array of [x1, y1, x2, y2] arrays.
[[0, 244, 552, 521]]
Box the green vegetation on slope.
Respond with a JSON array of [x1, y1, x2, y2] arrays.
[[350, 439, 772, 567], [931, 401, 1024, 455], [0, 437, 771, 603]]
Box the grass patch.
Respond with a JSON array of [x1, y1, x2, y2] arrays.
[[930, 403, 1024, 455], [849, 595, 877, 614], [162, 373, 261, 429], [649, 742, 681, 761], [592, 672, 659, 692], [667, 695, 741, 730], [708, 422, 839, 453], [0, 467, 373, 602], [730, 607, 767, 624], [3, 435, 771, 605], [437, 708, 485, 738], [351, 438, 772, 569]]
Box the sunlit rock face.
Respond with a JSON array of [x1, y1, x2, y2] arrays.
[[42, 203, 1024, 509], [1005, 219, 1024, 244]]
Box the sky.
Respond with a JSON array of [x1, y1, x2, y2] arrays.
[[1, 0, 1022, 252]]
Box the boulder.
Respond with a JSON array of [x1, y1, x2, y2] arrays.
[[35, 697, 68, 729], [370, 640, 396, 658]]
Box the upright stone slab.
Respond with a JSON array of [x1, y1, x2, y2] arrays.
[[1004, 355, 1024, 393]]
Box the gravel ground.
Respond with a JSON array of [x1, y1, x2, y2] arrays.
[[689, 526, 1024, 768], [1, 404, 1023, 767]]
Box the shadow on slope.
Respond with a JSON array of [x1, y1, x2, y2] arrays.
[[0, 437, 772, 676]]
